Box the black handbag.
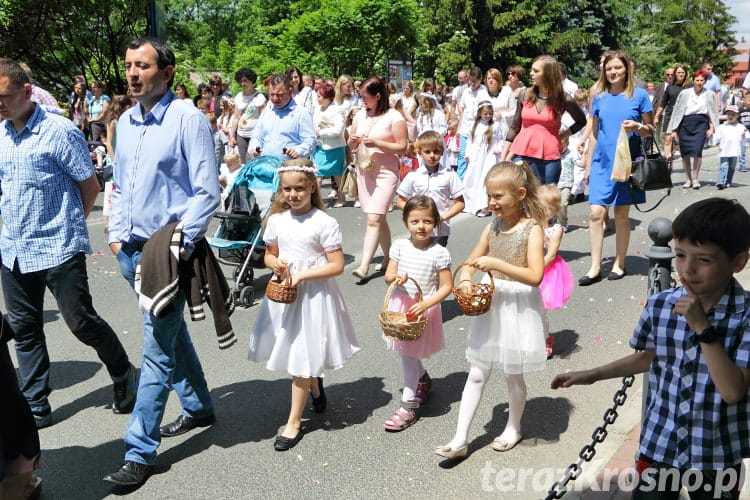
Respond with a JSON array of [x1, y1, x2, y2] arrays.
[[629, 139, 672, 213]]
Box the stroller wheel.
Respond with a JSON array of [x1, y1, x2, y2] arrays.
[[239, 287, 255, 308], [234, 266, 254, 285]]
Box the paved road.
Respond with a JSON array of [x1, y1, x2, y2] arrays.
[[7, 149, 749, 499]]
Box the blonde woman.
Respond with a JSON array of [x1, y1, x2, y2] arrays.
[[579, 50, 653, 286], [333, 74, 356, 115]]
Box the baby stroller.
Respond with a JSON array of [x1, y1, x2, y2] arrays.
[[208, 155, 282, 307]]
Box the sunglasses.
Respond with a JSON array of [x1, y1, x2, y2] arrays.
[[507, 72, 516, 77]]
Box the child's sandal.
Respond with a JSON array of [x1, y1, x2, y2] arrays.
[[412, 372, 432, 405], [383, 406, 417, 432]]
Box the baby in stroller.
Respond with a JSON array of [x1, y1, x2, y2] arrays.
[[209, 155, 283, 307]]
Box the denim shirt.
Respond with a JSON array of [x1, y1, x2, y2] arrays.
[[0, 104, 93, 272], [108, 91, 219, 251], [248, 98, 316, 158]]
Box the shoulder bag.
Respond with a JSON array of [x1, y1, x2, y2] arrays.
[[629, 137, 672, 213]]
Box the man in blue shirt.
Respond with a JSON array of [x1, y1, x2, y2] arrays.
[[248, 73, 316, 160], [103, 38, 221, 487], [0, 58, 135, 429], [702, 62, 722, 112]]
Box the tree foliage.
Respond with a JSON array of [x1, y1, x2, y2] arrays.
[[0, 0, 149, 95], [0, 0, 740, 99]]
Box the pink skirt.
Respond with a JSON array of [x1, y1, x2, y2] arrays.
[[539, 255, 573, 309], [384, 290, 444, 358], [356, 153, 399, 214]]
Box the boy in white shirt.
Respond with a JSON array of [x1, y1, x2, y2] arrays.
[[714, 105, 747, 189], [397, 131, 465, 247]]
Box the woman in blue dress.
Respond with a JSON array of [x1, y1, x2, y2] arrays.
[[579, 50, 654, 286]]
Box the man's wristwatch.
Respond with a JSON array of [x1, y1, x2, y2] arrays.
[[695, 326, 718, 344]]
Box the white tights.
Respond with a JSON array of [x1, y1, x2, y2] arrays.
[[444, 364, 527, 449], [400, 354, 425, 404]]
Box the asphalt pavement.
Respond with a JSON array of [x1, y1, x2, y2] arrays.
[[6, 147, 750, 500]]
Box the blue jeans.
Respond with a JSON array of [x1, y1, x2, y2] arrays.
[[515, 156, 562, 185], [739, 144, 747, 171], [718, 157, 738, 186], [1, 253, 129, 415], [116, 243, 213, 465], [456, 134, 468, 180]]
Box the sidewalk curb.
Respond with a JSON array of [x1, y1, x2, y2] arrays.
[[559, 384, 642, 499]]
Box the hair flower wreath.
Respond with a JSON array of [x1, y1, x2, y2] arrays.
[[277, 164, 318, 175]]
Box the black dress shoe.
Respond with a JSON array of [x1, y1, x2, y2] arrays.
[[274, 432, 303, 451], [103, 460, 153, 486], [607, 269, 627, 280], [311, 377, 327, 413], [160, 413, 215, 437], [578, 273, 602, 286]]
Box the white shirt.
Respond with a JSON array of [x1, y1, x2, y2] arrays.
[[458, 84, 490, 136], [397, 163, 464, 237], [562, 78, 579, 97], [714, 122, 747, 157], [235, 91, 267, 138], [684, 89, 710, 116]]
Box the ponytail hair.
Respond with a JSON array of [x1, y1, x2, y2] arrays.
[[484, 161, 546, 227]]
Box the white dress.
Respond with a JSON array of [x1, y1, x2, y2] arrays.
[[463, 120, 507, 214], [466, 218, 547, 374], [248, 208, 361, 377]]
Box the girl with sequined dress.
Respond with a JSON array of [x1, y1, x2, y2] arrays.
[[436, 161, 547, 459]]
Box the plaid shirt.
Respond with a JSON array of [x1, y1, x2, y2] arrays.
[[631, 278, 750, 470], [0, 104, 93, 273]]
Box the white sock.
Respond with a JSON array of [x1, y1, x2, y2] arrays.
[[401, 355, 421, 403], [499, 373, 526, 441], [444, 363, 491, 449]]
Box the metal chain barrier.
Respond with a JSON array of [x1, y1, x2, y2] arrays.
[[545, 374, 635, 500], [545, 217, 674, 499]]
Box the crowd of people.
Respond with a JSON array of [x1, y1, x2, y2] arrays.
[[3, 37, 750, 500]]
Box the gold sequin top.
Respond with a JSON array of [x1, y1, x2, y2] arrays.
[[487, 218, 536, 281]]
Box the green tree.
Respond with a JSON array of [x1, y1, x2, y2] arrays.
[[0, 0, 149, 96], [627, 0, 737, 82], [283, 0, 422, 78]]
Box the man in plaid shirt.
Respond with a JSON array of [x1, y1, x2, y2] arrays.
[[552, 197, 750, 499]]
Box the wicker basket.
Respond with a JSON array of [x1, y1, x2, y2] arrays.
[[452, 263, 494, 316], [265, 272, 298, 304], [379, 277, 427, 341]]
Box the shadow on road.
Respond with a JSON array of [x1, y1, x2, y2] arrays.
[[49, 360, 102, 391], [158, 376, 391, 465], [41, 376, 391, 498]]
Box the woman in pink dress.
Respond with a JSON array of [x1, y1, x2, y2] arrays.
[[502, 55, 587, 185], [348, 76, 409, 280]]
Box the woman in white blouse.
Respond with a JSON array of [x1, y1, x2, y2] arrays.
[[312, 83, 347, 206], [666, 69, 720, 189]]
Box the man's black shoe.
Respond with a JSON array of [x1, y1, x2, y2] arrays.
[[160, 414, 216, 437], [103, 461, 153, 486]]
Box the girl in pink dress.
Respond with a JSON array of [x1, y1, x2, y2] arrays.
[[537, 184, 574, 358], [348, 76, 409, 280], [382, 196, 453, 431]]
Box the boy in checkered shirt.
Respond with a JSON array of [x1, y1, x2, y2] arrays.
[[552, 198, 750, 498]]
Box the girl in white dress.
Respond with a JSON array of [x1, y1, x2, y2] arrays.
[[248, 159, 360, 451], [436, 161, 547, 459], [382, 196, 453, 431], [463, 101, 508, 215]]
